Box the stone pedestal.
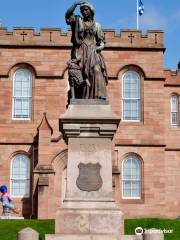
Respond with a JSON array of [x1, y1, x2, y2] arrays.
[[46, 235, 120, 240], [47, 100, 122, 240], [144, 229, 164, 240], [17, 228, 39, 240], [56, 208, 123, 236]]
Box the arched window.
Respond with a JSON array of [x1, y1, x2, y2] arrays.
[[12, 69, 32, 119], [122, 155, 141, 198], [11, 154, 30, 197], [122, 71, 141, 121], [171, 95, 179, 126]]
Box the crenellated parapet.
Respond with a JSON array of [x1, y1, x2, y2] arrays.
[[0, 27, 164, 49], [164, 69, 180, 86], [0, 27, 71, 47], [104, 29, 164, 49]]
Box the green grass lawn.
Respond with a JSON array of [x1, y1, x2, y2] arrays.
[[125, 218, 180, 240], [0, 219, 55, 240]]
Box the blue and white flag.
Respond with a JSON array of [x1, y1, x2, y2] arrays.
[[138, 0, 144, 16]]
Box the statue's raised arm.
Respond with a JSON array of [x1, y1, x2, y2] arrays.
[[66, 1, 108, 100], [65, 1, 82, 25]]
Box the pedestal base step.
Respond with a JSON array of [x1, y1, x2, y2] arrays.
[[46, 234, 142, 240], [46, 234, 120, 240], [56, 208, 123, 236]]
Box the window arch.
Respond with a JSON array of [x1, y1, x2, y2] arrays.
[[122, 155, 141, 199], [171, 95, 179, 126], [122, 71, 141, 121], [10, 154, 30, 197], [12, 69, 32, 119]]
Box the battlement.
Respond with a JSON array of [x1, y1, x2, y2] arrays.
[[0, 27, 164, 49], [164, 69, 180, 86]]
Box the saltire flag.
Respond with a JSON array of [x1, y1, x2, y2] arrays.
[[138, 0, 144, 16]]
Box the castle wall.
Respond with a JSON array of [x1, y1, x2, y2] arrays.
[[0, 27, 179, 219]]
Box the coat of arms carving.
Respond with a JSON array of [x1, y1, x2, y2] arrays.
[[76, 163, 103, 192]]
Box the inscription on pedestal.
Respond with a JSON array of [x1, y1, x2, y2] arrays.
[[80, 144, 96, 152], [76, 163, 103, 192]]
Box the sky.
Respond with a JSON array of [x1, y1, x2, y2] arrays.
[[0, 0, 180, 70]]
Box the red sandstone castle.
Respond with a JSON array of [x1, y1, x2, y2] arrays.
[[0, 27, 179, 219]]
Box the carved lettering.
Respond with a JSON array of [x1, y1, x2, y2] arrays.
[[80, 144, 96, 152]]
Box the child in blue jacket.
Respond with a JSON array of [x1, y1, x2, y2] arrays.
[[0, 185, 19, 215]]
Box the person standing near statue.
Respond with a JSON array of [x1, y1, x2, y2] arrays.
[[65, 1, 108, 100], [0, 185, 19, 215]]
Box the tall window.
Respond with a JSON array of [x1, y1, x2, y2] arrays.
[[122, 71, 141, 121], [11, 154, 30, 197], [122, 155, 141, 198], [171, 95, 178, 126], [12, 69, 32, 119]]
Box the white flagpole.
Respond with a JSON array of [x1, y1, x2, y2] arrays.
[[137, 0, 139, 30]]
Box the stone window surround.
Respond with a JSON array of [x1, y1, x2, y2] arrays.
[[122, 70, 141, 122], [116, 151, 145, 204], [118, 65, 144, 124], [170, 94, 179, 126], [9, 63, 35, 122], [12, 68, 32, 120], [121, 154, 142, 199], [10, 153, 30, 198]]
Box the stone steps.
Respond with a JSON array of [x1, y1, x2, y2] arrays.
[[45, 234, 143, 240]]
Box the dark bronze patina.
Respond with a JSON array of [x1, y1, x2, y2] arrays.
[[76, 162, 103, 192], [65, 1, 108, 100]]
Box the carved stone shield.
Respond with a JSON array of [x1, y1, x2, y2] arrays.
[[76, 163, 103, 192]]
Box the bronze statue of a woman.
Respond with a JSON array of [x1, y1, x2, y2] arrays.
[[65, 1, 108, 100]]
